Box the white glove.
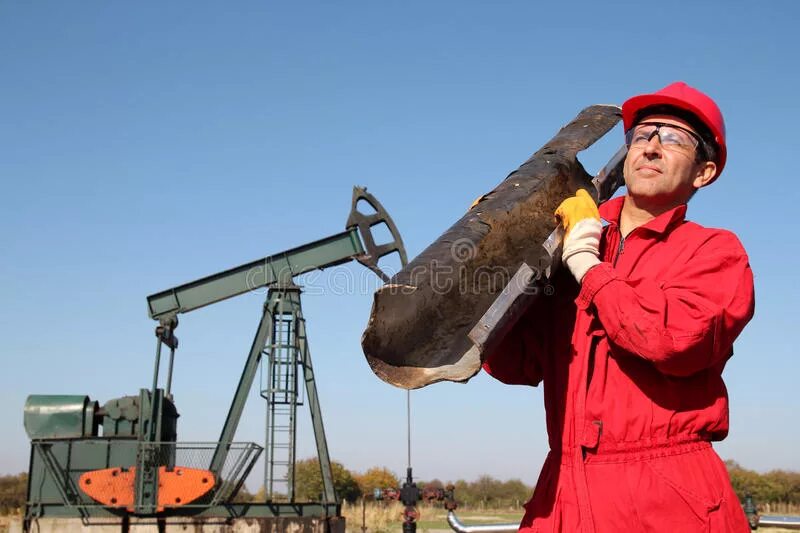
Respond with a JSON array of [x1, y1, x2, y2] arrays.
[[554, 189, 602, 283]]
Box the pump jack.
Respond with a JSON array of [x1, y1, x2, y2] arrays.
[[23, 187, 406, 532]]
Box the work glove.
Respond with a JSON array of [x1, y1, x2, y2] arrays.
[[554, 189, 602, 283]]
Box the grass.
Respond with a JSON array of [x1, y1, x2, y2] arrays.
[[342, 501, 524, 532], [342, 502, 800, 532]]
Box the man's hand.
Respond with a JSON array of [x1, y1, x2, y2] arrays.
[[555, 189, 602, 283]]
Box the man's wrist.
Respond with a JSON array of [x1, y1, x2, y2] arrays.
[[565, 251, 601, 283]]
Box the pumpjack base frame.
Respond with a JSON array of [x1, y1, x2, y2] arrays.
[[22, 504, 344, 533], [26, 502, 341, 519], [18, 512, 345, 533]]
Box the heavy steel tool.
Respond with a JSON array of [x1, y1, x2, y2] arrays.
[[468, 144, 627, 360], [362, 105, 626, 389]]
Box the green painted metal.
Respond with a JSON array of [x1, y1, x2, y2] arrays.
[[24, 187, 406, 529], [25, 439, 262, 522], [188, 501, 341, 518], [24, 396, 98, 440], [26, 439, 138, 513], [26, 501, 340, 519], [206, 285, 337, 504], [128, 389, 178, 444], [209, 304, 273, 476], [261, 287, 309, 502], [101, 395, 141, 437], [200, 229, 365, 488], [262, 288, 300, 500], [134, 388, 160, 514], [146, 229, 364, 320]]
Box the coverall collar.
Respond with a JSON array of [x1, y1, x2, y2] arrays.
[[599, 195, 687, 235]]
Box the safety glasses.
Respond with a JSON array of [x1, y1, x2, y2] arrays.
[[625, 122, 705, 154]]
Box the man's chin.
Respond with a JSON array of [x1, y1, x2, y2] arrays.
[[626, 184, 663, 199], [626, 187, 674, 206]]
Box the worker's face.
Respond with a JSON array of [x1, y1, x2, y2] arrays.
[[623, 114, 717, 208]]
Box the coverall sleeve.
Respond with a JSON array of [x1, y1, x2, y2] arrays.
[[482, 328, 543, 386], [576, 232, 755, 377], [481, 299, 551, 386]]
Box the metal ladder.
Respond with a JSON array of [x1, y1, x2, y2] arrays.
[[261, 290, 302, 501]]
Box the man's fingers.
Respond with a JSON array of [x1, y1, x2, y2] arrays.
[[576, 188, 594, 202]]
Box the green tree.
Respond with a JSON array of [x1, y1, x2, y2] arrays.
[[497, 479, 532, 507], [294, 458, 361, 503], [446, 476, 532, 509], [726, 460, 800, 506], [473, 475, 503, 507], [453, 479, 477, 507]]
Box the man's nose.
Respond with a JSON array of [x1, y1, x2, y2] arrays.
[[643, 133, 663, 157]]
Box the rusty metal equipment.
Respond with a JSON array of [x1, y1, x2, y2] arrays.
[[362, 105, 625, 389], [23, 186, 406, 531], [373, 476, 456, 533]]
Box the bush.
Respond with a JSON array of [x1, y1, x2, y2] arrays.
[[726, 460, 800, 506], [356, 467, 400, 498], [0, 473, 27, 515], [294, 458, 362, 503], [451, 476, 532, 509]]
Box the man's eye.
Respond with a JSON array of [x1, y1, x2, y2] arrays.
[[661, 130, 688, 146], [631, 131, 651, 143], [661, 130, 692, 146]]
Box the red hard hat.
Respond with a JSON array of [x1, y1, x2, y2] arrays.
[[622, 81, 727, 177]]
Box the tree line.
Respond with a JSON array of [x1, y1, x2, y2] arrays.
[[207, 458, 800, 512], [726, 460, 800, 511], [235, 459, 534, 507], [3, 460, 800, 514]]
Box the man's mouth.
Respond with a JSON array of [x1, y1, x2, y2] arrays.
[[637, 165, 663, 174]]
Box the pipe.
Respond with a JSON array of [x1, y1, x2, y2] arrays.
[[447, 511, 519, 533], [759, 515, 800, 529], [362, 105, 623, 390], [447, 510, 800, 531]]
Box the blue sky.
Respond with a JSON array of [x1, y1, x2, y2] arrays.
[[1, 1, 798, 488]]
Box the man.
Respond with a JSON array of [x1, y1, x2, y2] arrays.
[[483, 82, 755, 532]]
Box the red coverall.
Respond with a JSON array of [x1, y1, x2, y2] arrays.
[[483, 196, 755, 532]]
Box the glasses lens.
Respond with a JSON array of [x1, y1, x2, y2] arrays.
[[657, 125, 697, 148], [626, 123, 699, 150], [626, 124, 657, 146]]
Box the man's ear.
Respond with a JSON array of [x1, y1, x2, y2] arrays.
[[693, 161, 718, 189]]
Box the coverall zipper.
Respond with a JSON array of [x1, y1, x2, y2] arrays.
[[613, 229, 625, 267]]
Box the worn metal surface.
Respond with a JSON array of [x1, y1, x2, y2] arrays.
[[347, 185, 408, 282], [362, 105, 622, 389], [467, 145, 627, 363]]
